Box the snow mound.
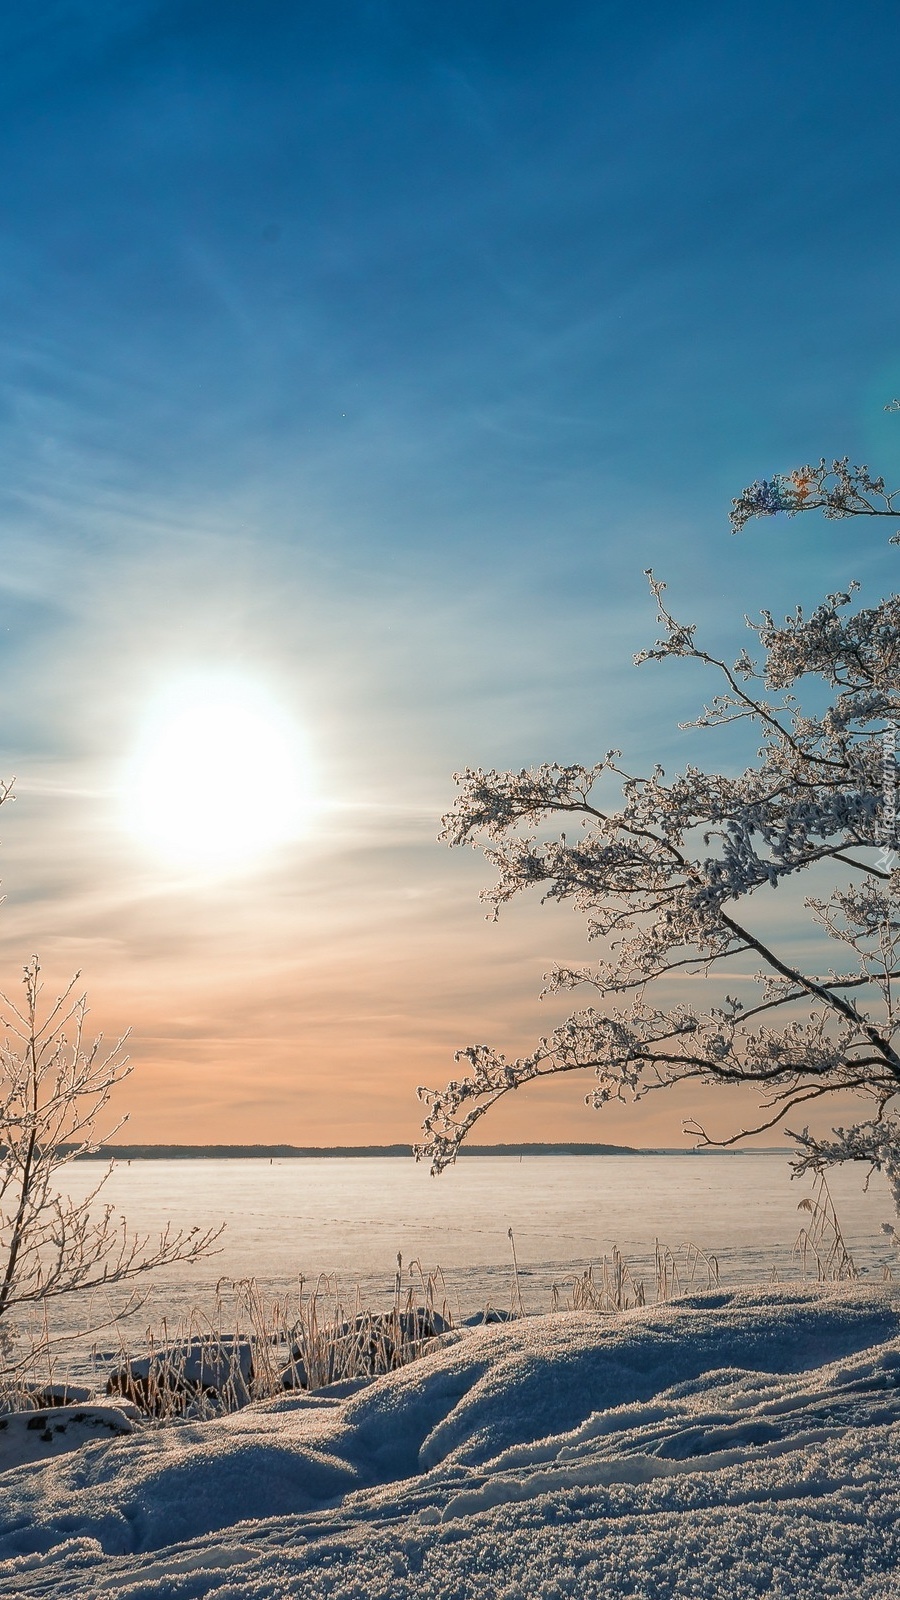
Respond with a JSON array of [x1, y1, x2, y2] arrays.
[[2, 1284, 900, 1598], [0, 1404, 135, 1476]]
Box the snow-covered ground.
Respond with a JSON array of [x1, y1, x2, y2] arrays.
[[2, 1284, 900, 1598]]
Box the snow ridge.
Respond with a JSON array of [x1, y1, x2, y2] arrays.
[[2, 1284, 900, 1598]]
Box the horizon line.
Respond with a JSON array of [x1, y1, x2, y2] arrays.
[[62, 1141, 783, 1158]]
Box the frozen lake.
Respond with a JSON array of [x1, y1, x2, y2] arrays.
[[36, 1152, 897, 1376]]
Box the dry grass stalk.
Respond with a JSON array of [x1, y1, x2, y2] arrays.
[[507, 1228, 526, 1318], [794, 1172, 859, 1282], [552, 1239, 720, 1315]]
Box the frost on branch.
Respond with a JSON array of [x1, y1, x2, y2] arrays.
[[416, 505, 900, 1186], [730, 458, 900, 535], [0, 959, 223, 1371]]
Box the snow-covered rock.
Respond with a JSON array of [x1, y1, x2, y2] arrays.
[[107, 1335, 254, 1414], [19, 1383, 94, 1408], [0, 1404, 136, 1476]]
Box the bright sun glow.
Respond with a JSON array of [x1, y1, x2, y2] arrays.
[[124, 675, 313, 871]]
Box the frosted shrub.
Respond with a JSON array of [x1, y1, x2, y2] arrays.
[[0, 959, 222, 1395]]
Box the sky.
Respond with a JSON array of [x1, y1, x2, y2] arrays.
[[1, 0, 900, 1148]]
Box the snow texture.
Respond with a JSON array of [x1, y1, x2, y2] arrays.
[[0, 1404, 135, 1475], [2, 1284, 900, 1597]]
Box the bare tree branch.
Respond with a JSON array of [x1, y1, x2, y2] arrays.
[[0, 959, 223, 1344], [417, 451, 900, 1197]]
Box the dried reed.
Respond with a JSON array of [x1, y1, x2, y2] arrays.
[[794, 1172, 859, 1282], [550, 1238, 720, 1314], [104, 1255, 453, 1420]]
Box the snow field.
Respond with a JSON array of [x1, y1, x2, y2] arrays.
[[2, 1284, 900, 1598]]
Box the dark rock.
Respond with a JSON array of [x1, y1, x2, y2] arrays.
[[22, 1383, 93, 1410], [462, 1308, 518, 1326], [281, 1306, 450, 1390]]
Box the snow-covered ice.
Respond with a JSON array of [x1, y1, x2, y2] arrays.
[[2, 1284, 900, 1598]]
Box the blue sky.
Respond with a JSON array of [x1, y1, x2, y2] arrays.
[[0, 0, 899, 1144]]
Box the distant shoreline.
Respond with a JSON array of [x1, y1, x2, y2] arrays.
[[64, 1142, 780, 1159]]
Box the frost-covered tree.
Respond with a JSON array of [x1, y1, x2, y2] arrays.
[[417, 454, 900, 1210], [0, 959, 222, 1362]]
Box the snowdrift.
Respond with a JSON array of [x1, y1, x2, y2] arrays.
[[2, 1284, 900, 1598]]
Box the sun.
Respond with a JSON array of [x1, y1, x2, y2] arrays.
[[124, 674, 313, 871]]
